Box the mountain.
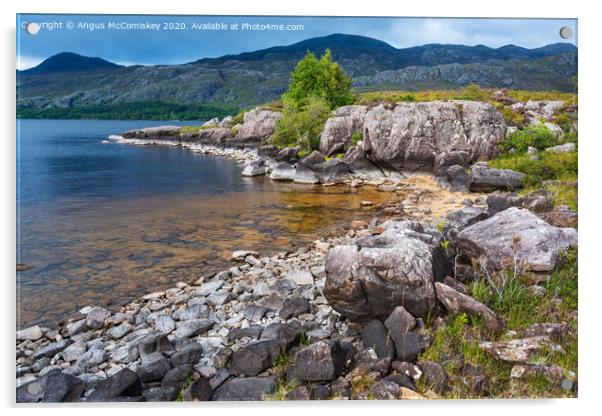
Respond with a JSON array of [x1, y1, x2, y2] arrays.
[[17, 34, 577, 117], [21, 52, 124, 75]]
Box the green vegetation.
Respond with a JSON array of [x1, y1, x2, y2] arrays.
[[264, 379, 298, 401], [500, 125, 558, 153], [489, 151, 577, 188], [271, 49, 353, 153], [17, 101, 235, 121], [351, 131, 363, 146], [419, 249, 577, 398], [283, 49, 353, 110], [354, 86, 576, 107], [272, 96, 332, 153]]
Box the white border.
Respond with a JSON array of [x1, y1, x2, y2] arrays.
[[2, 1, 600, 415]]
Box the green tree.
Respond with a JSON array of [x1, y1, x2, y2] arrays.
[[283, 49, 353, 110], [272, 95, 331, 153]]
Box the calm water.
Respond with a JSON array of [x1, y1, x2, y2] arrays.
[[16, 119, 399, 328]]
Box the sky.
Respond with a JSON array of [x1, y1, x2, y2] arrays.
[[16, 14, 578, 70]]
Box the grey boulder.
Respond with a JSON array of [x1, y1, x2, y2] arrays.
[[456, 207, 577, 273]]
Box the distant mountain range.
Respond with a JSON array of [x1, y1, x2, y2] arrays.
[[17, 33, 577, 118]]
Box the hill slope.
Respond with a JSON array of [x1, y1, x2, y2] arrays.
[[17, 34, 577, 117]]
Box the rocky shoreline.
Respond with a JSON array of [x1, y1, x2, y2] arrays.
[[17, 97, 579, 402]]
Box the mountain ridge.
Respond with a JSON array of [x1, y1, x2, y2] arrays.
[[17, 33, 577, 115]]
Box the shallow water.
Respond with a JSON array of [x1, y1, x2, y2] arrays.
[[17, 119, 398, 328]]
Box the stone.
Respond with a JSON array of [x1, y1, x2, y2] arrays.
[[227, 325, 263, 343], [544, 205, 578, 228], [479, 336, 561, 362], [324, 220, 447, 321], [111, 343, 139, 364], [524, 322, 570, 342], [260, 322, 300, 351], [234, 109, 282, 144], [32, 339, 74, 360], [107, 322, 132, 340], [207, 292, 231, 307], [446, 207, 489, 230], [446, 165, 470, 191], [17, 325, 43, 341], [137, 331, 174, 357], [420, 361, 448, 394], [485, 191, 522, 216], [293, 341, 347, 381], [469, 165, 525, 192], [65, 319, 87, 337], [510, 364, 565, 384], [280, 296, 310, 319], [546, 142, 575, 153], [137, 352, 171, 382], [87, 368, 142, 401], [161, 364, 193, 389], [61, 341, 87, 362], [269, 163, 296, 181], [434, 150, 471, 176], [174, 319, 214, 339], [197, 280, 224, 296], [284, 269, 314, 286], [399, 387, 426, 400], [342, 145, 384, 178], [154, 315, 176, 334], [178, 304, 209, 321], [390, 330, 431, 362], [456, 207, 577, 273], [362, 101, 505, 171], [361, 319, 394, 360], [143, 386, 178, 402], [16, 369, 84, 403], [170, 343, 204, 367], [370, 380, 401, 400], [186, 377, 212, 401], [319, 105, 367, 156], [229, 339, 281, 376], [211, 376, 277, 401], [75, 348, 107, 370], [86, 307, 109, 330], [435, 282, 505, 333], [385, 306, 416, 336]]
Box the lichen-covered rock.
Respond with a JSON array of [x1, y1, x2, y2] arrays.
[[122, 126, 180, 140], [479, 336, 561, 362], [362, 101, 506, 171], [456, 207, 577, 273], [434, 282, 505, 333], [211, 376, 277, 401], [319, 105, 368, 156], [324, 220, 448, 321], [234, 109, 282, 144]]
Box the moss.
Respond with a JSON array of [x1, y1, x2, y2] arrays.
[[231, 111, 244, 126]]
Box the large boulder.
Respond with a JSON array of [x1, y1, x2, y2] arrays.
[[456, 207, 577, 273], [324, 220, 448, 321], [234, 109, 282, 144], [469, 165, 525, 192], [193, 127, 232, 145], [362, 101, 505, 171], [319, 105, 368, 156]]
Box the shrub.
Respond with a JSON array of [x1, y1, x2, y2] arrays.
[[283, 49, 353, 110], [489, 151, 577, 188], [351, 131, 363, 145], [496, 105, 527, 128], [554, 112, 573, 133], [231, 111, 244, 125], [272, 96, 331, 152], [500, 125, 557, 154]]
